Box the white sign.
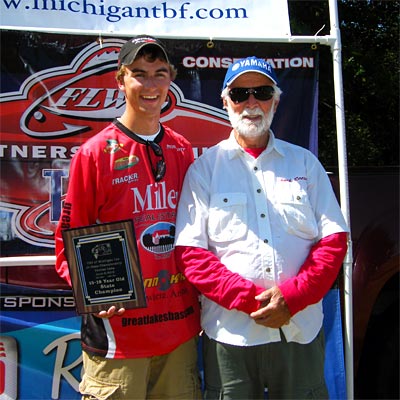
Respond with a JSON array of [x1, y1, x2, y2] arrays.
[[0, 0, 291, 39]]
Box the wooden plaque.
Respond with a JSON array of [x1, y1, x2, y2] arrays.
[[62, 220, 147, 314]]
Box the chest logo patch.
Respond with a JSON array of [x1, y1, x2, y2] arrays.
[[140, 222, 175, 254], [114, 155, 139, 170], [104, 139, 124, 154]]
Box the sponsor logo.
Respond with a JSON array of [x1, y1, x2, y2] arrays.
[[121, 306, 195, 327], [144, 270, 186, 293], [279, 176, 308, 182], [114, 155, 139, 170], [0, 39, 230, 249], [112, 173, 139, 185], [140, 222, 175, 254], [104, 139, 123, 154], [0, 336, 18, 399], [0, 296, 76, 310]]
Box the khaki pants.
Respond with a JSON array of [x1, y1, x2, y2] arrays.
[[80, 337, 202, 399]]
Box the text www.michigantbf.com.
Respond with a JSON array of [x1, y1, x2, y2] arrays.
[[2, 0, 250, 23]]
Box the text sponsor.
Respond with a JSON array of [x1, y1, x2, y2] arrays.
[[182, 56, 315, 70], [0, 296, 76, 310], [132, 182, 178, 213], [144, 271, 186, 291], [0, 144, 79, 159], [2, 1, 249, 23], [121, 305, 195, 327]]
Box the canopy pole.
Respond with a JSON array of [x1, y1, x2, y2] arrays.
[[328, 1, 354, 399]]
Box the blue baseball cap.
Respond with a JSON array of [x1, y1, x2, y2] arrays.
[[223, 56, 278, 89]]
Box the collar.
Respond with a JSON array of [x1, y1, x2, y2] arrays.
[[225, 130, 285, 160], [113, 119, 164, 144]]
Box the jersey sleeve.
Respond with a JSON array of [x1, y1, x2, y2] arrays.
[[175, 245, 265, 314], [55, 149, 101, 286], [279, 232, 348, 316]]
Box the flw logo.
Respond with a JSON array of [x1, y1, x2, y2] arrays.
[[1, 38, 230, 141], [0, 39, 231, 249]]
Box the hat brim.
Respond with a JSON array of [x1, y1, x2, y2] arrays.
[[225, 69, 278, 87], [119, 42, 169, 66]]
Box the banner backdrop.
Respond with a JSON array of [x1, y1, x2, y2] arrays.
[[0, 31, 319, 255], [0, 288, 345, 400], [0, 0, 290, 38], [0, 31, 347, 400]]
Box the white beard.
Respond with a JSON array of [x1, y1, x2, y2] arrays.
[[227, 104, 275, 139]]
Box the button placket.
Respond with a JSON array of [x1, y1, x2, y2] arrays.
[[256, 187, 270, 246], [253, 166, 271, 264], [244, 155, 274, 281]]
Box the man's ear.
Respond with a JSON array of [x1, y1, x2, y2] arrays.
[[273, 99, 280, 113], [117, 78, 125, 92]]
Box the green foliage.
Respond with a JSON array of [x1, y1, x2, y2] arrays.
[[288, 0, 399, 166]]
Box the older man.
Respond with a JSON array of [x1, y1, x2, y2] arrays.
[[175, 56, 348, 399]]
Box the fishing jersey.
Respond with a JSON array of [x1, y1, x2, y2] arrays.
[[55, 120, 201, 359]]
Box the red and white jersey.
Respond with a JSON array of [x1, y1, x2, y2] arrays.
[[55, 120, 200, 359]]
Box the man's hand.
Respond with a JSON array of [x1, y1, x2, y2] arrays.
[[250, 286, 291, 328], [95, 306, 125, 319]]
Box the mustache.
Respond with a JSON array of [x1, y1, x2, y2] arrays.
[[240, 108, 264, 118]]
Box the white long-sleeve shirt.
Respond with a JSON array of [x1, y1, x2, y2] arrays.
[[175, 131, 348, 345]]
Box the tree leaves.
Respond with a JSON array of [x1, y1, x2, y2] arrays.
[[288, 0, 399, 166]]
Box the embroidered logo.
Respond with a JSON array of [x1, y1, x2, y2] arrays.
[[114, 155, 139, 170], [140, 222, 175, 254], [104, 139, 123, 154]]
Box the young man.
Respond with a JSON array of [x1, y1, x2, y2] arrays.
[[55, 35, 201, 399], [175, 56, 349, 399]]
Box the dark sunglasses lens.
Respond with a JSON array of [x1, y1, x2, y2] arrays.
[[229, 88, 248, 103], [229, 86, 274, 103], [255, 86, 274, 100]]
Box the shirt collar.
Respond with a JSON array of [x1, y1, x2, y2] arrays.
[[225, 130, 285, 160]]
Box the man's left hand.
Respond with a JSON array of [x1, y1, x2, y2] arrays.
[[250, 286, 291, 328], [95, 305, 126, 319]]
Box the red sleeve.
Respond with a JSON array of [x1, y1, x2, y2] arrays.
[[175, 246, 265, 314], [279, 232, 348, 316], [55, 150, 99, 286]]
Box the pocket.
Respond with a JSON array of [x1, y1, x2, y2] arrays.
[[277, 186, 318, 240], [208, 193, 247, 242], [79, 374, 120, 400]]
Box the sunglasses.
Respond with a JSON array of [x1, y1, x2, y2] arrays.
[[146, 141, 166, 182], [228, 85, 275, 104]]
